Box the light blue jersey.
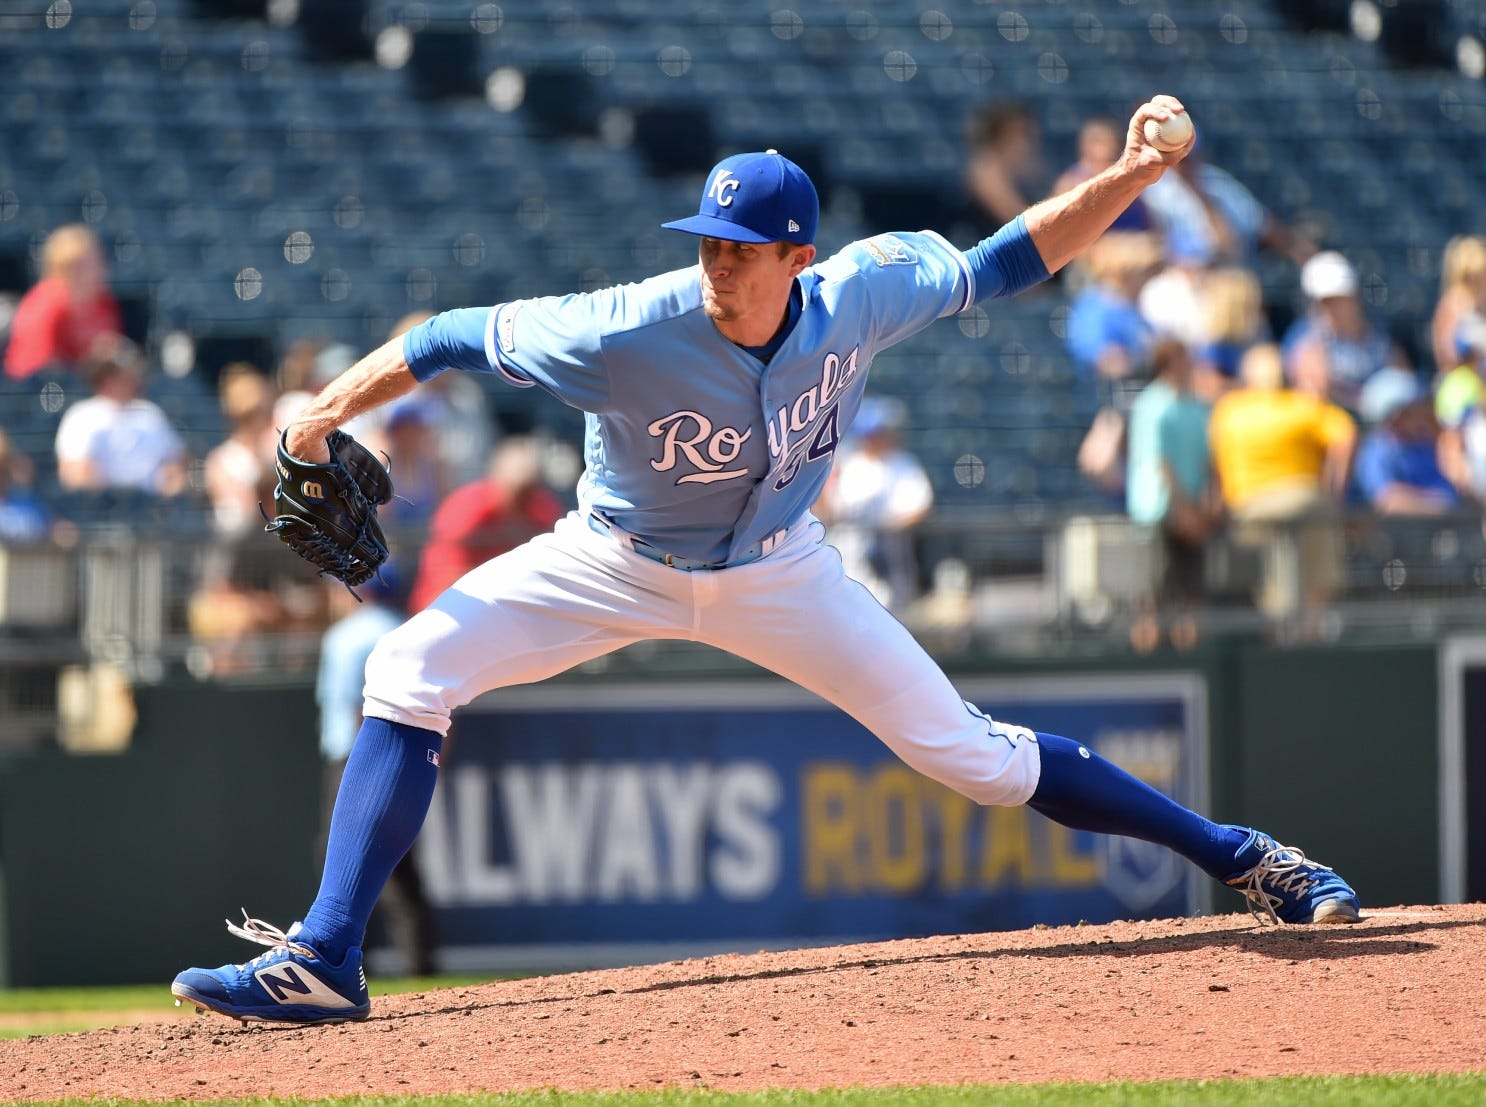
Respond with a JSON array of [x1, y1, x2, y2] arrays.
[[407, 223, 1043, 565]]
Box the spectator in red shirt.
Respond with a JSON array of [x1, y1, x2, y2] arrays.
[[409, 437, 564, 612], [4, 225, 123, 380]]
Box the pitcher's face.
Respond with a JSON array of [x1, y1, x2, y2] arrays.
[[699, 238, 806, 324]]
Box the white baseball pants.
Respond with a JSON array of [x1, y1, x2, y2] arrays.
[[364, 511, 1041, 807]]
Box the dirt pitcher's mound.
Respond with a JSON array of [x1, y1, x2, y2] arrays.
[[5, 905, 1486, 1101]]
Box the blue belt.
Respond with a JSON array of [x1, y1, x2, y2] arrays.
[[587, 512, 785, 571]]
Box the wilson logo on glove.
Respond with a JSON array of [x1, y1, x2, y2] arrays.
[[264, 429, 393, 594]]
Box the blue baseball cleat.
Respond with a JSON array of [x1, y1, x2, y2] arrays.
[[1222, 827, 1361, 925], [171, 912, 370, 1024]]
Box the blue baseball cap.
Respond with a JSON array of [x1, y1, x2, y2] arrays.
[[662, 150, 819, 245]]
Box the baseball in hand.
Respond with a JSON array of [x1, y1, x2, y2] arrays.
[[1143, 111, 1194, 152]]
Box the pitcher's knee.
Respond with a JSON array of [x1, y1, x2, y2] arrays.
[[923, 722, 1042, 807], [361, 620, 454, 738]]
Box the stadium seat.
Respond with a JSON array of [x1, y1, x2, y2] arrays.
[[1, 0, 1477, 512]]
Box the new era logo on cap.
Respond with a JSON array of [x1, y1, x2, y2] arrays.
[[662, 150, 819, 245]]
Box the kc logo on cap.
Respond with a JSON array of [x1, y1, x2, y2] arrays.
[[663, 150, 819, 245], [707, 169, 741, 208]]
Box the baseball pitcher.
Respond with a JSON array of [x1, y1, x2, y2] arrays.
[[174, 97, 1358, 1025]]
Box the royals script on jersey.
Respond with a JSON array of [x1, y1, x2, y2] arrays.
[[480, 231, 975, 565]]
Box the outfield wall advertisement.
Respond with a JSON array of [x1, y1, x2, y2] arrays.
[[411, 675, 1208, 971]]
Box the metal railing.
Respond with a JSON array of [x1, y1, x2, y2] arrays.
[[6, 507, 1486, 751]]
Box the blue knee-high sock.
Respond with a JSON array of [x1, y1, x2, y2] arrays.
[[1028, 732, 1246, 881], [301, 718, 442, 964]]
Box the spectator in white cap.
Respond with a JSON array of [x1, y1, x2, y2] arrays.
[[1284, 250, 1408, 416], [1354, 367, 1457, 516]]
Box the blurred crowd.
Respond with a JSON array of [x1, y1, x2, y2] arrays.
[[957, 99, 1486, 648], [0, 224, 578, 675], [4, 105, 1486, 662]]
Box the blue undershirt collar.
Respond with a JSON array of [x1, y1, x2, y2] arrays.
[[737, 279, 804, 364]]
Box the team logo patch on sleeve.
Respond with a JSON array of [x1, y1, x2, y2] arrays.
[[497, 303, 523, 355], [861, 235, 918, 267]]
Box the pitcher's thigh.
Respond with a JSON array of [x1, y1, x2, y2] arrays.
[[363, 539, 651, 736], [712, 556, 1040, 805]]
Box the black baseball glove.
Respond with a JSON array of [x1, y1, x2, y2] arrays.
[[265, 429, 392, 589]]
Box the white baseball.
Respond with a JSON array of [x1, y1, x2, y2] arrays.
[[1143, 111, 1194, 153]]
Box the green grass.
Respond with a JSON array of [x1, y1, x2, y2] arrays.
[[10, 1074, 1486, 1107], [0, 975, 499, 1037], [0, 983, 174, 1014], [0, 975, 497, 1013]]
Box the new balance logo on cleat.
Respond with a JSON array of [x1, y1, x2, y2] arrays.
[[252, 962, 362, 1010], [253, 963, 361, 1010], [257, 965, 312, 1001]]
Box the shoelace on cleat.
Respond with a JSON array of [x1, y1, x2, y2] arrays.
[[225, 909, 316, 964], [1227, 842, 1331, 925]]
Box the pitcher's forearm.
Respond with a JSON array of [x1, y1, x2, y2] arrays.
[[1024, 165, 1151, 274], [286, 336, 422, 457]]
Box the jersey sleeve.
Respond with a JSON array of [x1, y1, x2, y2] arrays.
[[402, 295, 614, 412], [485, 292, 612, 412], [965, 214, 1051, 303], [842, 231, 974, 350], [403, 307, 501, 381]]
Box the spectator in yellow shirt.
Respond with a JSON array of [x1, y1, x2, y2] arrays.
[[1209, 344, 1356, 627]]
